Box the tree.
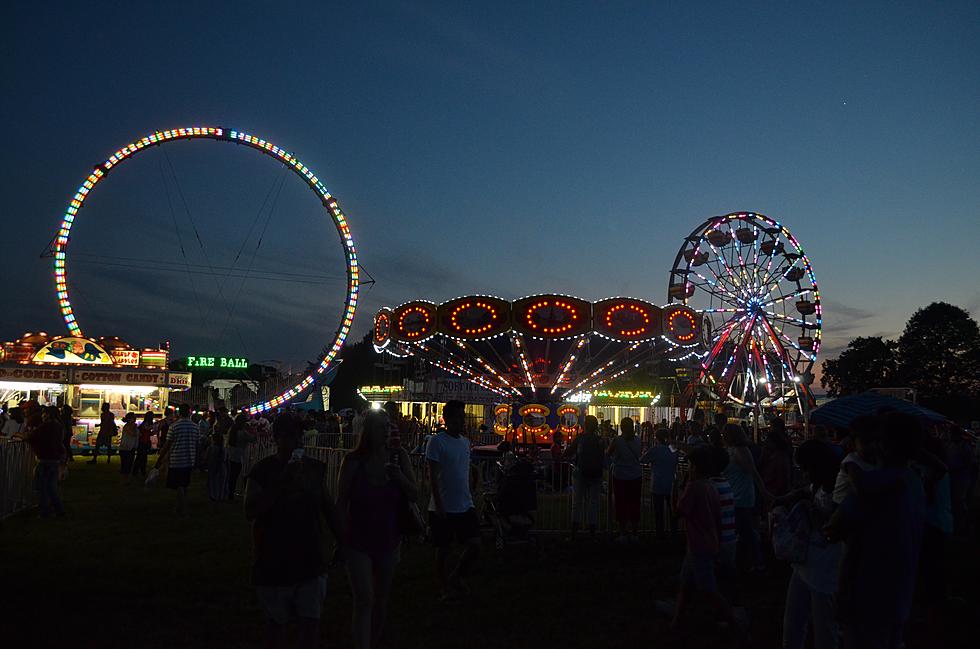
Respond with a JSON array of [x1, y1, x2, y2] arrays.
[[820, 336, 898, 397], [896, 302, 980, 415]]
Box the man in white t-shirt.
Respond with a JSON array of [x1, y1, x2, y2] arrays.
[[426, 400, 479, 599]]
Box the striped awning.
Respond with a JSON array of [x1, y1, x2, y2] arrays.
[[809, 392, 948, 428]]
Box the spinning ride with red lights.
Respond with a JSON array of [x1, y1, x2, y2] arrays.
[[668, 212, 820, 413], [373, 294, 706, 441], [50, 127, 359, 413]]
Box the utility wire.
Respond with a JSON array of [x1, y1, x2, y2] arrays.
[[161, 147, 250, 355], [73, 253, 346, 281], [73, 260, 343, 285], [160, 156, 210, 331], [216, 168, 288, 344]]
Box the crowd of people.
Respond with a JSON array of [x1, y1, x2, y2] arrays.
[[563, 409, 976, 648], [3, 396, 978, 649]]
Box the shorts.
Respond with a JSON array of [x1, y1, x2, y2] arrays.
[[256, 574, 328, 625], [429, 508, 479, 548], [681, 552, 718, 593], [166, 466, 192, 489]]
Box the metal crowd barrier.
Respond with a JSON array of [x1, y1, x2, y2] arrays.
[[238, 437, 690, 535], [0, 439, 36, 520]]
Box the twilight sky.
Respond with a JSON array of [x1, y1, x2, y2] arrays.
[[4, 1, 979, 375]]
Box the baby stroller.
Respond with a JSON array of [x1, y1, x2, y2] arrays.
[[482, 457, 538, 550]]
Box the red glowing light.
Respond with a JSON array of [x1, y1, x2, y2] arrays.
[[604, 303, 651, 337], [449, 301, 499, 335], [667, 309, 697, 342], [398, 306, 432, 339], [525, 300, 579, 335]]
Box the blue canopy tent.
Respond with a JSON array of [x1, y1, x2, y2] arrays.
[[809, 392, 949, 428]]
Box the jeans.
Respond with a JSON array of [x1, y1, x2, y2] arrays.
[[133, 444, 150, 476], [735, 506, 763, 569], [783, 569, 837, 649], [572, 477, 601, 527], [347, 546, 400, 649], [34, 461, 64, 517], [228, 460, 243, 498], [652, 493, 673, 537]]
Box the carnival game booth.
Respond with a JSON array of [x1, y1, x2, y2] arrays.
[[565, 389, 679, 429], [0, 333, 190, 451], [358, 380, 498, 436]]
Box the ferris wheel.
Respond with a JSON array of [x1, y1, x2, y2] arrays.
[[667, 212, 821, 409]]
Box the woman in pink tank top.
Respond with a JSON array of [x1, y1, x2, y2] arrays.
[[337, 410, 418, 649]]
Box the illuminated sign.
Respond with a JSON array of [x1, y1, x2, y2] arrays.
[[167, 372, 192, 388], [76, 370, 165, 385], [186, 356, 249, 369], [359, 385, 403, 394], [33, 337, 112, 365], [0, 366, 69, 382], [111, 349, 140, 366]]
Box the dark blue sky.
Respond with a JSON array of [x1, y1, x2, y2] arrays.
[[5, 1, 979, 372]]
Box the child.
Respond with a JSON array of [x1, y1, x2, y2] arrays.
[[671, 446, 742, 633], [833, 415, 880, 504], [206, 432, 229, 504], [641, 428, 679, 539], [709, 446, 738, 583]]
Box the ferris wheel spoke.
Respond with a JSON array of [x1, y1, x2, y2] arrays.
[[757, 258, 797, 292], [699, 235, 746, 298], [697, 315, 745, 385], [757, 318, 802, 384], [717, 315, 757, 392], [763, 287, 812, 308], [687, 272, 744, 306]]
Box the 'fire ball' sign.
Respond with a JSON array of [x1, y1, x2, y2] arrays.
[[185, 356, 249, 369]]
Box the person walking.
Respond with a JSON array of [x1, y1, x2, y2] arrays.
[[426, 400, 480, 599], [825, 412, 926, 649], [206, 431, 229, 504], [118, 412, 139, 484], [722, 423, 771, 572], [642, 428, 679, 539], [778, 441, 843, 649], [26, 406, 67, 517], [155, 404, 199, 515], [1, 406, 24, 438], [669, 446, 742, 634], [245, 413, 343, 649], [60, 404, 75, 463], [760, 418, 793, 499], [564, 415, 604, 540], [133, 412, 154, 478], [227, 413, 253, 501], [607, 416, 642, 542], [338, 410, 418, 649], [88, 403, 116, 464]]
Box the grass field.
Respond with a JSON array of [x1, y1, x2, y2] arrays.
[[1, 457, 977, 648]]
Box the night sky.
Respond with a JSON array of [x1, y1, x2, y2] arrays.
[[5, 1, 979, 377]]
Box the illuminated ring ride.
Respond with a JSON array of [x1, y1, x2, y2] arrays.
[[668, 211, 820, 409], [51, 127, 359, 413]]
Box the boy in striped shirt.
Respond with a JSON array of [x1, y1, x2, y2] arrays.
[[156, 403, 199, 515], [710, 445, 738, 579]]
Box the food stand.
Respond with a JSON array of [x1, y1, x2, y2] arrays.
[[0, 333, 191, 451]]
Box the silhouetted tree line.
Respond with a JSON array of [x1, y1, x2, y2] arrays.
[[821, 302, 980, 421]]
